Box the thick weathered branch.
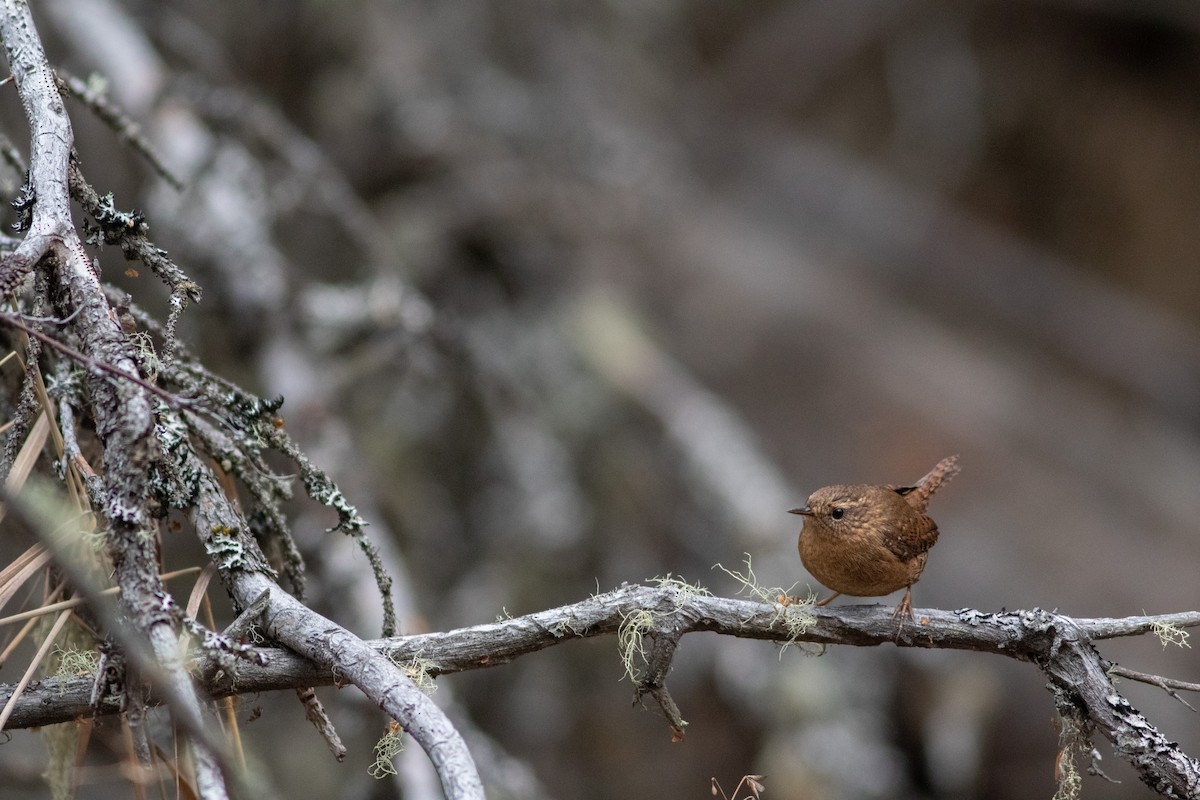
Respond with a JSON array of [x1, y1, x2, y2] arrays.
[[3, 584, 1198, 797], [0, 3, 227, 796], [0, 0, 81, 295]]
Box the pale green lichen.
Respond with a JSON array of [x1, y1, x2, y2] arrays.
[[616, 576, 711, 682], [715, 554, 817, 652], [649, 573, 710, 605], [617, 608, 659, 683], [1151, 620, 1191, 650], [368, 722, 405, 779], [389, 650, 437, 695], [1052, 714, 1086, 800], [52, 647, 98, 695]]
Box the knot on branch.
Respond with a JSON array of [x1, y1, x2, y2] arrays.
[[1016, 607, 1078, 664], [90, 638, 127, 713], [617, 583, 709, 740]]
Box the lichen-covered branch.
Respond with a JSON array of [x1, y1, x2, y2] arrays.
[[2, 585, 1198, 797], [0, 2, 222, 796]]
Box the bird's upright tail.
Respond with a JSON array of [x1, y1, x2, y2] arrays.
[[902, 455, 961, 511]]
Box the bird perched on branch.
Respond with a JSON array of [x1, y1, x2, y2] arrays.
[[789, 456, 961, 622]]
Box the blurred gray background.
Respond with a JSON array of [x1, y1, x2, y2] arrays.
[[3, 1, 1199, 798]]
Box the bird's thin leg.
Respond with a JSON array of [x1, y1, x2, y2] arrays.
[[815, 592, 842, 607], [892, 587, 915, 632]]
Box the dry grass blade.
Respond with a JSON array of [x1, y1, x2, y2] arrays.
[[0, 608, 72, 731], [195, 589, 253, 770], [0, 605, 52, 668], [0, 567, 201, 628], [4, 410, 48, 491], [0, 410, 50, 530], [25, 351, 65, 458], [120, 721, 152, 800], [0, 583, 63, 667], [0, 543, 51, 612], [0, 362, 74, 524], [185, 563, 216, 621], [153, 740, 200, 800]]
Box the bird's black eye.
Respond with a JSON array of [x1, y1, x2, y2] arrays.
[[831, 507, 845, 520]]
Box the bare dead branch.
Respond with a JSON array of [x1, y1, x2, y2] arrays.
[[1108, 665, 1200, 712], [2, 585, 1198, 797]]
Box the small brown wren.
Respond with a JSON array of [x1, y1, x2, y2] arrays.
[[789, 455, 960, 620]]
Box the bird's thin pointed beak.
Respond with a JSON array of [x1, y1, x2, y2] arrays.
[[788, 506, 812, 516]]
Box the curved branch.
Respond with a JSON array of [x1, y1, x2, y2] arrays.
[[3, 584, 1198, 796], [183, 447, 485, 800]]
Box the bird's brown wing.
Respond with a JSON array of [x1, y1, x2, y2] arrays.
[[882, 512, 939, 563]]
